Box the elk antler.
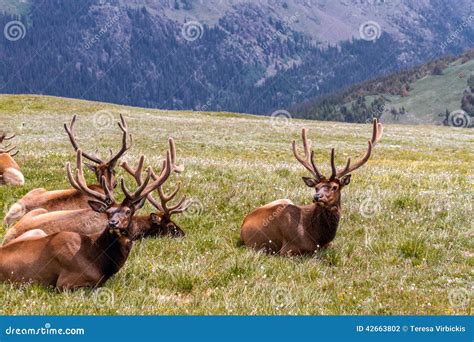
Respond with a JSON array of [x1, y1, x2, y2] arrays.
[[292, 128, 323, 180], [0, 145, 18, 156], [167, 137, 184, 173], [331, 118, 383, 179], [121, 137, 187, 215], [64, 115, 103, 164], [120, 151, 173, 205], [107, 114, 132, 167], [0, 132, 18, 156], [64, 114, 132, 166], [0, 132, 16, 144], [66, 149, 115, 205], [148, 180, 189, 217], [294, 119, 383, 180]]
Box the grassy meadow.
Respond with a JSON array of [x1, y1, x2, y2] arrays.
[[0, 94, 472, 315]]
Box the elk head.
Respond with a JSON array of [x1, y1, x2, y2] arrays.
[[67, 148, 173, 237], [64, 114, 131, 190], [0, 132, 18, 157], [122, 138, 188, 238], [292, 119, 383, 210]]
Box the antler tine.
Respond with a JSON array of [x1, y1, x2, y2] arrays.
[[371, 118, 383, 145], [168, 137, 184, 173], [108, 114, 132, 167], [148, 182, 187, 216], [329, 148, 337, 179], [3, 133, 15, 141], [99, 175, 115, 206], [138, 151, 172, 200], [335, 118, 383, 178], [67, 149, 113, 203], [121, 167, 152, 202], [158, 182, 181, 202], [9, 150, 19, 157], [0, 145, 17, 154], [292, 128, 323, 180], [0, 132, 16, 144], [64, 115, 103, 164], [66, 162, 82, 192], [145, 159, 169, 212], [167, 196, 189, 215], [121, 155, 145, 185]]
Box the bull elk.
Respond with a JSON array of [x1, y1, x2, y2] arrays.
[[0, 148, 173, 289], [240, 119, 383, 255], [2, 138, 187, 244], [0, 132, 24, 186], [4, 114, 131, 225]]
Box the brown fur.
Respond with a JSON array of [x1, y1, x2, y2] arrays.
[[241, 120, 383, 256], [3, 209, 185, 245], [240, 183, 342, 255], [0, 227, 132, 290], [0, 153, 24, 186]]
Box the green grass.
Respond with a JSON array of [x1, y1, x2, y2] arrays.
[[0, 94, 472, 315], [381, 58, 474, 125]]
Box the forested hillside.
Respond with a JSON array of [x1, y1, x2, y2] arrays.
[[0, 0, 473, 117], [293, 49, 474, 126]]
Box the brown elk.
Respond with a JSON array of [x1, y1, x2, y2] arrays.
[[240, 119, 383, 256], [0, 148, 173, 290], [0, 132, 24, 186], [4, 114, 131, 225], [2, 138, 187, 244]]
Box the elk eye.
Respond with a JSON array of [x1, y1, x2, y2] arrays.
[[126, 209, 131, 215], [332, 185, 338, 191]]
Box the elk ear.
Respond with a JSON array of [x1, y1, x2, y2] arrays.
[[302, 177, 317, 187], [88, 200, 108, 213], [150, 212, 162, 224], [340, 174, 351, 186]]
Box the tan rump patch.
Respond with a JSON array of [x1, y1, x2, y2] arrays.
[[3, 168, 25, 186], [4, 202, 27, 226]]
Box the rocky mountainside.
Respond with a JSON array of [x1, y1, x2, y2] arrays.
[[0, 0, 473, 118]]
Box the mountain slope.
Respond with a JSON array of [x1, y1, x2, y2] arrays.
[[292, 48, 474, 126], [0, 0, 473, 117]]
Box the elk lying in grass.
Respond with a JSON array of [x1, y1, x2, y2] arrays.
[[0, 149, 173, 289], [4, 114, 131, 225], [2, 138, 187, 244], [0, 132, 24, 186], [240, 119, 383, 256]]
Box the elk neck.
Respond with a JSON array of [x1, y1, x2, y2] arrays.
[[127, 215, 153, 240], [308, 200, 341, 247], [93, 225, 133, 279]]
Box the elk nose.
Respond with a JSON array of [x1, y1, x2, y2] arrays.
[[108, 219, 119, 228], [313, 194, 321, 202]]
